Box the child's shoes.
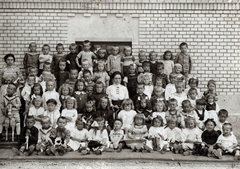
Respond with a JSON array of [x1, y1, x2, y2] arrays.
[[81, 148, 90, 155], [183, 150, 192, 156], [213, 149, 222, 159], [160, 145, 167, 154], [12, 147, 23, 156], [117, 143, 123, 152], [95, 149, 102, 155]]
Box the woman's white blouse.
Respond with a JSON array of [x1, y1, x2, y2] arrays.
[[106, 84, 129, 101]]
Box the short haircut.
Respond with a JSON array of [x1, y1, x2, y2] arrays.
[[29, 42, 37, 48], [124, 46, 131, 52], [112, 46, 119, 51], [222, 122, 232, 131], [138, 50, 146, 57], [204, 118, 216, 127], [188, 88, 197, 94], [179, 42, 188, 48], [83, 69, 92, 76], [207, 79, 216, 87], [42, 44, 50, 50], [167, 117, 177, 125], [137, 82, 145, 88], [182, 99, 191, 108], [8, 83, 17, 90], [46, 98, 57, 105], [188, 77, 199, 87], [184, 117, 196, 128], [41, 116, 51, 124], [26, 115, 35, 122], [169, 72, 177, 79], [114, 118, 123, 125], [218, 109, 228, 117], [156, 62, 164, 68], [149, 51, 157, 57], [56, 43, 64, 50], [83, 40, 91, 45], [57, 116, 67, 123], [168, 98, 178, 105], [69, 43, 78, 50], [196, 99, 206, 106]]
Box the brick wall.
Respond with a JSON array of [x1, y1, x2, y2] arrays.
[[0, 0, 239, 95]]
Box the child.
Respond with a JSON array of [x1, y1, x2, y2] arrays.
[[174, 63, 185, 85], [162, 50, 174, 79], [213, 123, 240, 159], [77, 59, 93, 79], [215, 109, 229, 134], [107, 46, 122, 75], [30, 83, 43, 101], [93, 60, 110, 87], [39, 63, 56, 92], [64, 69, 78, 92], [203, 79, 218, 101], [2, 83, 21, 142], [150, 85, 165, 109], [28, 67, 40, 83], [132, 83, 150, 110], [49, 117, 70, 156], [39, 44, 52, 75], [181, 117, 202, 156], [88, 117, 110, 155], [66, 43, 79, 71], [36, 116, 54, 155], [61, 97, 78, 131], [42, 80, 61, 111], [142, 74, 153, 99], [180, 100, 199, 128], [67, 118, 89, 152], [118, 99, 137, 133], [43, 99, 60, 128], [137, 60, 154, 85], [149, 116, 168, 153], [165, 98, 182, 127], [89, 81, 107, 107], [135, 97, 152, 129], [73, 79, 88, 114], [23, 42, 39, 75], [58, 83, 71, 111], [55, 59, 69, 91], [174, 42, 192, 81], [165, 118, 182, 153], [83, 70, 95, 92], [96, 96, 114, 132], [126, 114, 150, 152], [52, 43, 66, 74], [205, 94, 219, 123], [149, 51, 158, 74], [28, 95, 45, 129], [12, 116, 38, 156], [152, 101, 167, 125], [96, 48, 107, 62], [185, 77, 202, 98], [155, 62, 169, 88], [82, 100, 98, 125], [187, 88, 198, 108], [170, 81, 187, 110], [134, 50, 146, 73], [123, 64, 137, 100], [201, 119, 219, 157], [76, 40, 97, 69], [195, 99, 209, 130], [165, 73, 177, 101], [122, 46, 135, 76], [109, 119, 124, 152]]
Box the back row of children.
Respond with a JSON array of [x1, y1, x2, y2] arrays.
[[1, 40, 238, 159]]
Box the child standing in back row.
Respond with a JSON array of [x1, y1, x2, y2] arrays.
[[107, 46, 122, 75], [39, 44, 52, 75]]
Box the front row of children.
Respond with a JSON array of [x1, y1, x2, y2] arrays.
[[12, 112, 240, 160]]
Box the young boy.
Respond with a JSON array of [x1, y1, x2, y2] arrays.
[[39, 63, 56, 92], [109, 119, 124, 152], [23, 42, 40, 76], [135, 50, 146, 74], [149, 51, 157, 74], [83, 70, 95, 92], [36, 116, 54, 155], [52, 43, 66, 74], [165, 98, 182, 127], [64, 68, 78, 93], [50, 116, 70, 156], [2, 83, 21, 142], [66, 43, 79, 71], [213, 123, 240, 159], [77, 59, 93, 79], [215, 109, 229, 135], [43, 99, 60, 128], [174, 42, 192, 81], [12, 116, 38, 156], [150, 85, 165, 109], [39, 44, 52, 75]]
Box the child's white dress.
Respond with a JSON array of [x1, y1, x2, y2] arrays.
[[162, 60, 174, 78], [149, 126, 168, 150], [143, 85, 154, 99], [165, 127, 182, 144], [28, 106, 45, 129], [181, 127, 202, 150], [165, 83, 176, 101], [118, 110, 137, 130], [88, 128, 110, 147], [152, 111, 166, 125], [61, 108, 78, 131], [109, 129, 124, 148], [67, 127, 89, 151]]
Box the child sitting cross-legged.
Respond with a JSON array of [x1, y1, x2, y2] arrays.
[[125, 114, 151, 152], [212, 123, 240, 160], [12, 116, 38, 156]]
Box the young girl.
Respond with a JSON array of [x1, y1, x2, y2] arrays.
[[55, 59, 69, 91], [42, 80, 61, 111], [89, 81, 107, 107], [187, 88, 198, 108], [162, 50, 174, 79], [93, 61, 110, 87], [96, 96, 114, 132], [185, 77, 201, 98], [123, 64, 138, 100], [165, 118, 182, 154], [117, 99, 137, 133], [28, 95, 45, 129], [152, 101, 167, 126], [109, 119, 124, 152], [150, 85, 165, 109], [107, 46, 122, 75], [96, 48, 108, 62], [122, 46, 135, 76], [203, 80, 218, 102], [52, 43, 66, 73], [201, 119, 219, 157], [205, 94, 219, 122], [43, 99, 60, 128], [61, 97, 78, 131], [58, 83, 71, 112], [165, 73, 177, 101], [73, 79, 88, 114], [142, 74, 154, 99], [149, 51, 157, 74], [88, 117, 110, 155], [65, 69, 78, 91], [148, 116, 168, 153], [67, 118, 89, 152], [126, 114, 150, 152], [181, 117, 202, 156]]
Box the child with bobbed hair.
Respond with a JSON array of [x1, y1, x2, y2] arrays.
[[73, 79, 88, 114], [93, 60, 110, 87], [162, 50, 174, 79]]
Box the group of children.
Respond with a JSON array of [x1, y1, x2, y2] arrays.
[[1, 40, 239, 159]]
